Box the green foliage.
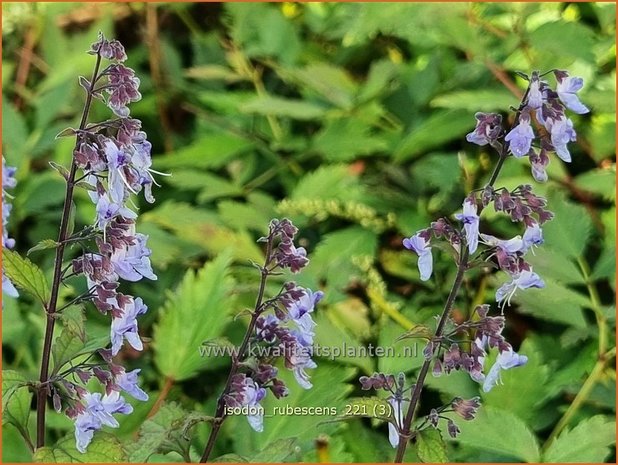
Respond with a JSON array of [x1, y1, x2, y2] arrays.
[[2, 249, 50, 305], [33, 433, 126, 463], [2, 2, 615, 463], [542, 415, 616, 462], [153, 253, 235, 381]]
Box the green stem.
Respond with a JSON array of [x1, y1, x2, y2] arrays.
[[543, 346, 616, 451], [577, 256, 607, 355]]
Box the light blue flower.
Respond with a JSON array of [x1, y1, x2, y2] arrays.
[[403, 233, 433, 281], [388, 396, 406, 448], [505, 117, 535, 158], [455, 199, 480, 254], [495, 269, 545, 307], [522, 223, 544, 253], [115, 368, 149, 401], [110, 297, 148, 355], [482, 349, 528, 392], [74, 391, 132, 452], [556, 74, 590, 114], [111, 230, 157, 282], [549, 116, 577, 162]]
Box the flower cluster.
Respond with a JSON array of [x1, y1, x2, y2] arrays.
[[224, 219, 323, 432], [395, 70, 588, 448], [2, 157, 18, 298], [469, 70, 589, 181], [52, 33, 154, 452]]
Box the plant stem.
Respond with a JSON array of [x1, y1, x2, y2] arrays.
[[199, 237, 274, 463], [35, 53, 102, 449], [394, 247, 469, 463], [393, 81, 531, 461], [542, 346, 616, 451]]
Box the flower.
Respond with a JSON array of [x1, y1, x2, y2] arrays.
[[388, 396, 408, 448], [403, 233, 433, 281], [2, 158, 18, 298], [465, 112, 503, 146], [227, 374, 266, 432], [110, 297, 148, 355], [455, 199, 480, 254], [110, 232, 157, 282], [482, 349, 528, 392], [505, 116, 535, 158], [452, 397, 481, 420], [495, 269, 545, 307], [529, 148, 550, 183], [522, 222, 544, 253], [554, 71, 590, 115], [115, 368, 148, 401], [74, 391, 132, 452], [527, 73, 544, 109], [548, 116, 577, 163]]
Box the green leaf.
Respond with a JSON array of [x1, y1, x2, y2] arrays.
[[574, 167, 616, 201], [127, 403, 210, 462], [249, 438, 300, 462], [431, 89, 515, 112], [27, 239, 60, 256], [2, 370, 31, 431], [33, 432, 126, 463], [417, 428, 448, 463], [312, 118, 389, 161], [543, 415, 616, 462], [290, 164, 363, 202], [2, 249, 51, 305], [241, 96, 328, 121], [542, 191, 592, 259], [445, 406, 540, 462], [51, 332, 108, 376], [154, 254, 235, 381], [529, 20, 596, 63], [57, 305, 86, 342], [394, 110, 472, 161]]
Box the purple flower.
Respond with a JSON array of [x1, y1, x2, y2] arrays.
[[505, 116, 535, 158], [555, 71, 590, 114], [110, 297, 148, 355], [2, 157, 18, 298], [522, 222, 543, 253], [527, 73, 544, 109], [482, 349, 528, 392], [74, 391, 132, 452], [480, 234, 524, 254], [115, 368, 148, 401], [548, 116, 577, 162], [227, 375, 267, 432], [455, 199, 480, 254], [529, 148, 550, 183], [111, 232, 157, 282], [495, 269, 545, 307], [105, 65, 142, 118], [466, 112, 503, 146], [403, 233, 433, 281], [287, 348, 317, 390], [94, 193, 137, 234]]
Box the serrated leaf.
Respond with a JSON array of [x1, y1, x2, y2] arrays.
[[2, 249, 50, 305], [542, 191, 592, 259], [127, 403, 210, 462], [52, 332, 108, 376], [33, 432, 126, 462], [543, 415, 616, 462], [2, 370, 31, 431], [290, 164, 363, 202], [154, 254, 235, 381], [445, 406, 540, 462], [417, 428, 448, 463], [27, 239, 60, 256]]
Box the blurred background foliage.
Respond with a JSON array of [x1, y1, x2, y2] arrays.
[[2, 2, 616, 463]]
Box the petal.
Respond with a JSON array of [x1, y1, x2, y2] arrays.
[[418, 250, 433, 281]]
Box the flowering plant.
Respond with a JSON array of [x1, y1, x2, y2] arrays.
[[360, 70, 591, 461]]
